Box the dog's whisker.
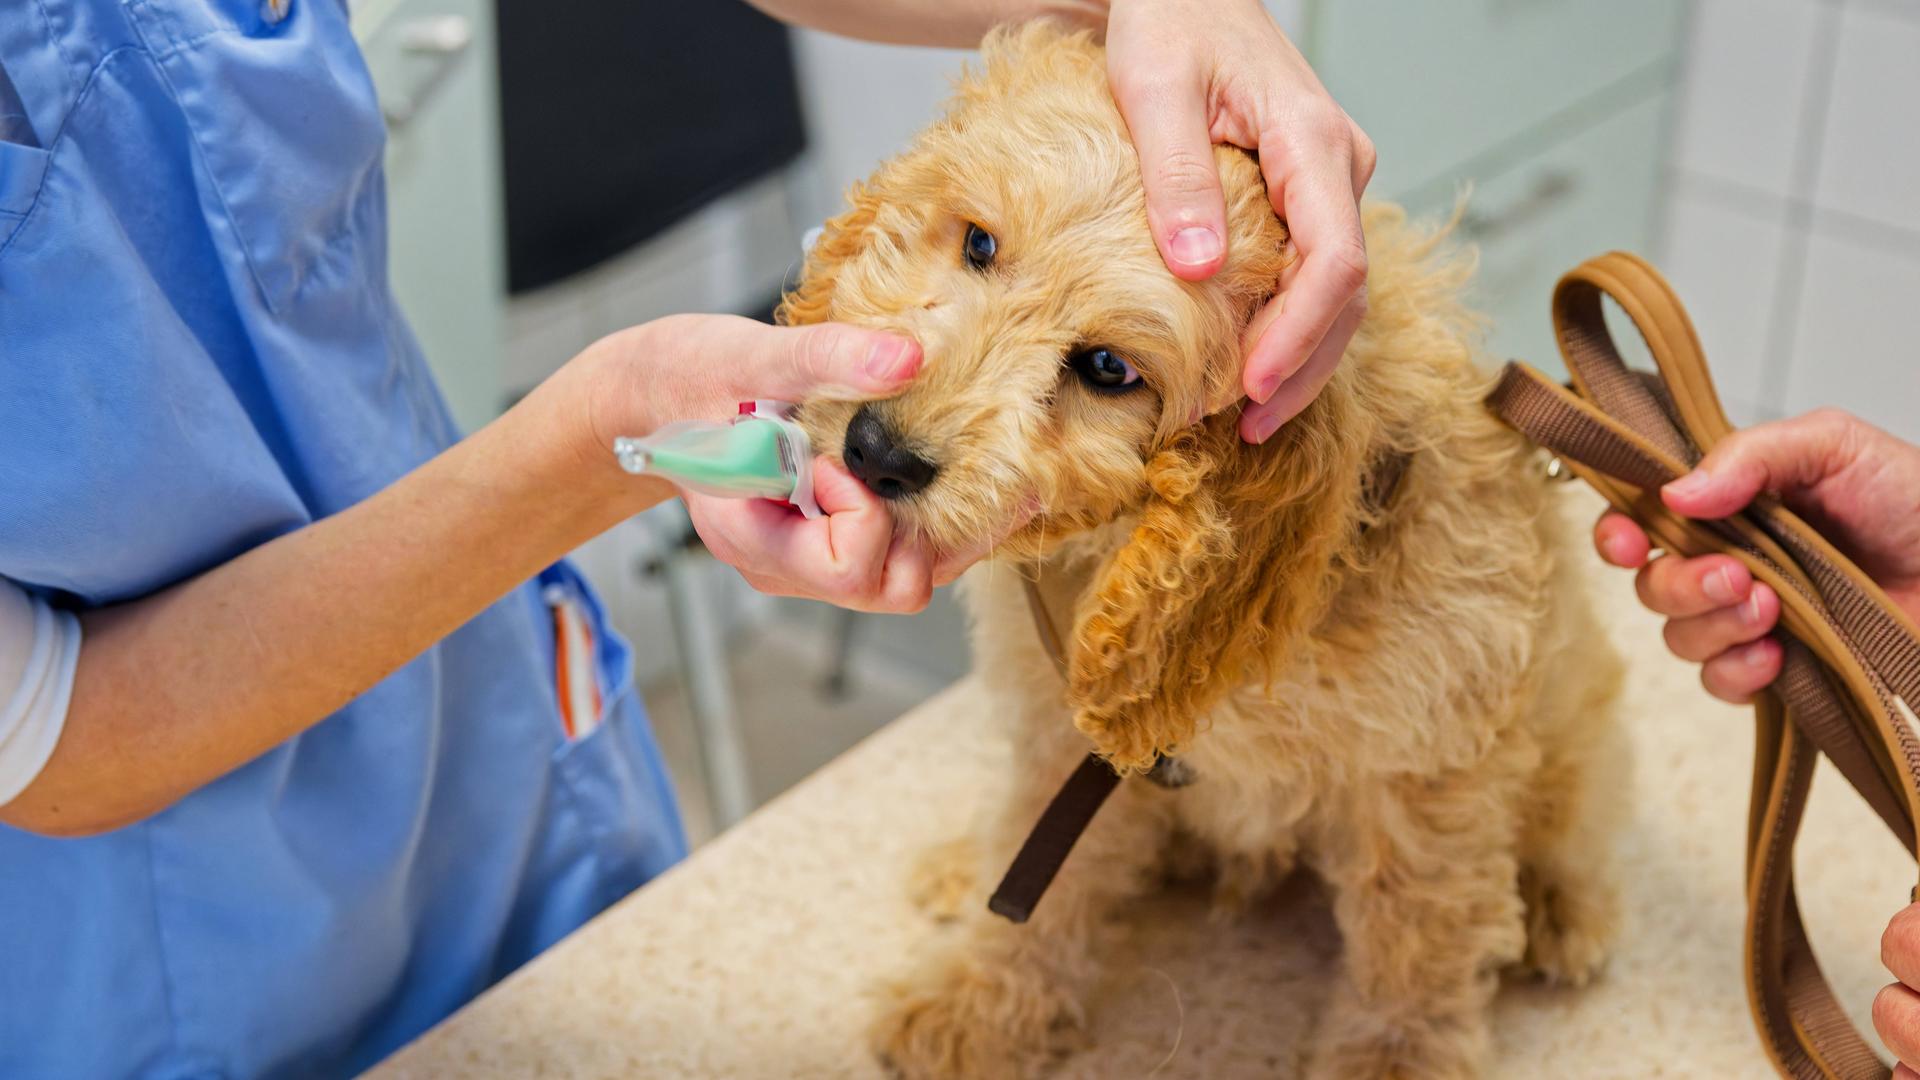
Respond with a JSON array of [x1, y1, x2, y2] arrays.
[[1140, 965, 1186, 1077]]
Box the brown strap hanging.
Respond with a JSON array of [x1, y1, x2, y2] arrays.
[[987, 580, 1123, 924], [1486, 250, 1920, 1079]]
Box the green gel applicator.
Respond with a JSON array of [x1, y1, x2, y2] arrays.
[[613, 400, 820, 517]]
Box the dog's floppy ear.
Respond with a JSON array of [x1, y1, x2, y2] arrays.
[[776, 184, 882, 328], [1065, 402, 1368, 771]]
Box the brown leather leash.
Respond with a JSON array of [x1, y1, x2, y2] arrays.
[[1486, 251, 1920, 1079], [987, 580, 1124, 924]]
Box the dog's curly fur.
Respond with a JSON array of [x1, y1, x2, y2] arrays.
[[783, 24, 1627, 1079]]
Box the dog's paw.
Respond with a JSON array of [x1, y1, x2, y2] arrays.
[[906, 838, 980, 923], [871, 956, 1086, 1080], [1516, 866, 1616, 987]]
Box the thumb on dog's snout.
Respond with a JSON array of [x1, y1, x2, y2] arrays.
[[764, 322, 923, 401]]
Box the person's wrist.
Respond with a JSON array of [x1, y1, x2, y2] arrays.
[[504, 334, 676, 523]]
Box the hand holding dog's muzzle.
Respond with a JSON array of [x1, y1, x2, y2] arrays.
[[685, 459, 1013, 615], [1106, 0, 1373, 445]]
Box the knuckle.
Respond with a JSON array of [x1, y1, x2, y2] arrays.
[[1345, 282, 1371, 320], [1887, 906, 1920, 971], [1815, 407, 1868, 454], [1350, 124, 1377, 163], [826, 562, 871, 599], [1297, 104, 1349, 144], [1875, 985, 1919, 1052], [1660, 620, 1698, 662], [742, 572, 790, 598], [1700, 661, 1750, 705], [1113, 66, 1190, 106], [1633, 562, 1663, 608], [1322, 237, 1370, 291], [1806, 406, 1853, 432], [895, 577, 934, 614], [1349, 127, 1378, 179], [1151, 147, 1224, 200], [799, 324, 848, 377]]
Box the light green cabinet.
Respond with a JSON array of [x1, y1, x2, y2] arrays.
[[1297, 0, 1687, 373], [1455, 93, 1671, 369], [354, 0, 506, 434]]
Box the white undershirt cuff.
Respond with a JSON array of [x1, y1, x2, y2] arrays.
[[0, 581, 81, 808]]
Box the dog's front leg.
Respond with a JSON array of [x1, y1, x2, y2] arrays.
[[872, 762, 1174, 1080], [1304, 759, 1529, 1080]]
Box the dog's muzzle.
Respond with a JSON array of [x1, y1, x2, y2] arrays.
[[843, 406, 938, 499]]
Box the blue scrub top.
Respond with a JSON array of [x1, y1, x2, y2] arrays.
[[0, 1, 687, 1076]]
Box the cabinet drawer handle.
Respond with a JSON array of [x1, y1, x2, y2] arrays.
[[1460, 171, 1577, 243], [381, 15, 474, 131]]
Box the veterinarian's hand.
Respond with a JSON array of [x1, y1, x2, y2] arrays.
[[686, 460, 998, 613], [575, 313, 981, 612], [579, 313, 923, 447], [1593, 409, 1920, 703], [1876, 902, 1920, 1077], [1105, 0, 1373, 444]]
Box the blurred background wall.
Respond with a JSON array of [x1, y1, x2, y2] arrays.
[[351, 0, 1919, 844]]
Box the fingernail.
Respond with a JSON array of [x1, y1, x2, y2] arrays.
[[1169, 226, 1223, 268], [1704, 565, 1742, 605], [1741, 588, 1768, 626], [1743, 640, 1774, 668], [864, 336, 918, 382], [1248, 409, 1283, 444], [1665, 469, 1712, 500], [1252, 371, 1282, 405]]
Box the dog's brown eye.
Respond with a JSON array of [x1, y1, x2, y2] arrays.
[[963, 224, 997, 270], [1067, 347, 1142, 393]]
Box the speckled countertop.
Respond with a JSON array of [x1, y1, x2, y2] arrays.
[[365, 492, 1911, 1079]]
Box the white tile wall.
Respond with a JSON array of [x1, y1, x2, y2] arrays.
[[1785, 230, 1920, 436], [1656, 0, 1920, 442], [1664, 0, 1820, 200], [1813, 5, 1920, 237], [1658, 182, 1789, 424]]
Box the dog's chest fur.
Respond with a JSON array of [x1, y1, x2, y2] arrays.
[[964, 431, 1573, 874]]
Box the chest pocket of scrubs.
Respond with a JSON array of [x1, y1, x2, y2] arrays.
[[0, 142, 48, 254], [0, 63, 49, 255], [128, 0, 387, 313]]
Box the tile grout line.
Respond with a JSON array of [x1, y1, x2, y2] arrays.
[[1648, 0, 1707, 264], [1671, 168, 1920, 262], [1755, 2, 1845, 421]]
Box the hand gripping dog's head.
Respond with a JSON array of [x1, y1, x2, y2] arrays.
[[787, 24, 1467, 770]]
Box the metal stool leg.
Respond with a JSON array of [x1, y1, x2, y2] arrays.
[[643, 503, 756, 831], [820, 606, 861, 700]]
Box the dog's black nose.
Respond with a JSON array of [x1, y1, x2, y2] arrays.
[[843, 407, 937, 499]]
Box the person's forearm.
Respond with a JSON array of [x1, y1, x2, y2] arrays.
[[2, 374, 672, 837], [747, 0, 1106, 47]]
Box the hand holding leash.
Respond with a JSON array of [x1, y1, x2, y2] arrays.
[[1594, 410, 1920, 703]]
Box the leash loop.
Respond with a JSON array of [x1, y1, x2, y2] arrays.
[[1487, 251, 1920, 1080]]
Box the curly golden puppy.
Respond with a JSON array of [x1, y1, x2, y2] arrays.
[[786, 24, 1627, 1080]]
